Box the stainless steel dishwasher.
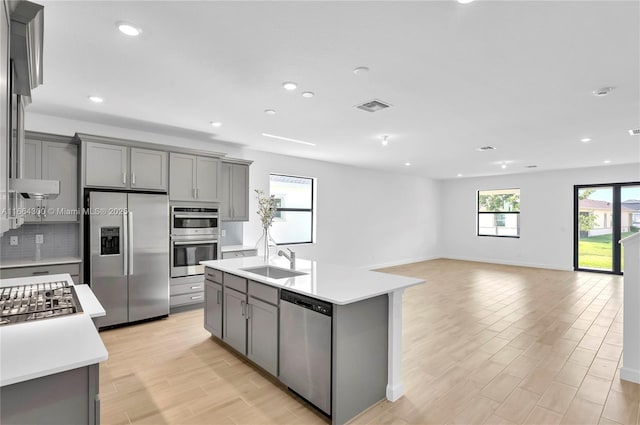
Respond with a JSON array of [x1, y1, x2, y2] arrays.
[[279, 289, 332, 415]]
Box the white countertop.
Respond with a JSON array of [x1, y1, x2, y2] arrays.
[[0, 274, 108, 387], [0, 256, 82, 269], [221, 245, 257, 253], [201, 257, 424, 305]]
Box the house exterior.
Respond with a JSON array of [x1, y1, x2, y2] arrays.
[[579, 199, 638, 236]]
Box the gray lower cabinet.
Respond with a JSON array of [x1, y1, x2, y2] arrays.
[[0, 363, 100, 425], [247, 296, 278, 375], [170, 275, 205, 307], [0, 263, 81, 284], [223, 286, 247, 354], [210, 269, 279, 376], [221, 248, 257, 259], [204, 280, 222, 338]]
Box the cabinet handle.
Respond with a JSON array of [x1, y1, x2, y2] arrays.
[[196, 188, 200, 198], [41, 199, 47, 219], [122, 172, 127, 184], [191, 295, 203, 300], [193, 188, 197, 199], [216, 289, 221, 305], [190, 285, 202, 290], [131, 172, 136, 186], [241, 300, 246, 317], [32, 271, 49, 275], [247, 303, 251, 320]]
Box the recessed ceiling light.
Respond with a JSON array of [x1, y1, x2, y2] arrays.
[[604, 160, 612, 164], [457, 0, 475, 4], [457, 173, 463, 177], [353, 66, 370, 75], [264, 109, 276, 115], [302, 91, 314, 98], [580, 138, 592, 143], [592, 87, 614, 97], [501, 164, 507, 169], [282, 82, 298, 91], [88, 96, 103, 103], [210, 122, 222, 128], [381, 135, 389, 146], [116, 22, 141, 37], [262, 132, 315, 146], [404, 162, 411, 167]]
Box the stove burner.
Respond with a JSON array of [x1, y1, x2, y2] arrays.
[[0, 281, 83, 326]]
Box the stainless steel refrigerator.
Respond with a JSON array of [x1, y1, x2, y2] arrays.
[[88, 191, 169, 328]]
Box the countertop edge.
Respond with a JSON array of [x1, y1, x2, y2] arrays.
[[0, 257, 83, 269]]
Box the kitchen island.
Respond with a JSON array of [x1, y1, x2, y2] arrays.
[[201, 256, 424, 425], [0, 274, 108, 425]]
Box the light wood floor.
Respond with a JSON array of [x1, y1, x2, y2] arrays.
[[99, 259, 640, 425]]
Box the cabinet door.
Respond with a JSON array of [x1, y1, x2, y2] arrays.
[[42, 141, 78, 222], [130, 148, 167, 191], [22, 139, 42, 222], [169, 153, 197, 201], [230, 164, 249, 221], [196, 156, 220, 202], [85, 142, 128, 188], [205, 281, 223, 338], [223, 287, 247, 354], [247, 296, 278, 376], [220, 162, 232, 220], [0, 4, 8, 234]]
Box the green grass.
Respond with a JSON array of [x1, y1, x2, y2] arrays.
[[579, 231, 636, 270]]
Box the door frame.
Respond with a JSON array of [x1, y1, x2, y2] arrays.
[[574, 181, 640, 275]]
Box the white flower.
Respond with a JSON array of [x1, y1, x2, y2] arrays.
[[255, 189, 277, 230]]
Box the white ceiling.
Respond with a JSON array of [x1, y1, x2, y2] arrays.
[[29, 0, 640, 179]]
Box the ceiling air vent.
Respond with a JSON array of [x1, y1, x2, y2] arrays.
[[355, 99, 391, 113], [476, 146, 496, 151], [629, 128, 640, 136]]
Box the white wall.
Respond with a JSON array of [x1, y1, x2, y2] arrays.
[[440, 164, 640, 270], [27, 112, 440, 269]]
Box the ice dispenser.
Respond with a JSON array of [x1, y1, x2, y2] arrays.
[[100, 227, 120, 255]]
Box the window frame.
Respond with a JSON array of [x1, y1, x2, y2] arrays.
[[477, 188, 521, 238], [269, 173, 315, 245]]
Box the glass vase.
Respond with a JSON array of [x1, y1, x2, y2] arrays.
[[255, 227, 277, 261]]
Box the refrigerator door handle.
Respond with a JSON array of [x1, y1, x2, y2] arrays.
[[128, 211, 134, 276], [123, 212, 128, 276]]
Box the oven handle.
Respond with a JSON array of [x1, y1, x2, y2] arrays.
[[172, 240, 218, 246], [173, 214, 219, 219]]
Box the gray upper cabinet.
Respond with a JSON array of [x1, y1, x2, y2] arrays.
[[169, 153, 220, 202], [23, 138, 78, 222], [42, 141, 78, 222], [84, 141, 167, 191], [130, 148, 167, 191], [221, 162, 249, 221], [85, 142, 128, 188]]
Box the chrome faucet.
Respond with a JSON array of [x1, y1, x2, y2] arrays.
[[278, 248, 296, 269]]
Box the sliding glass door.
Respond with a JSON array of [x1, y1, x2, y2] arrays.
[[575, 182, 640, 274]]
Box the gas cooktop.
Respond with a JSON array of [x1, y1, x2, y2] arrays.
[[0, 280, 83, 326]]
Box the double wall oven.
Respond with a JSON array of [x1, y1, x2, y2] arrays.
[[170, 206, 219, 278]]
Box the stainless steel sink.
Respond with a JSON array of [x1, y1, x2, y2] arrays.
[[240, 266, 307, 279]]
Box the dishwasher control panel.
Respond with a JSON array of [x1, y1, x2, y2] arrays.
[[280, 289, 332, 317]]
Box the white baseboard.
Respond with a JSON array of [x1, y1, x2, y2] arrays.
[[442, 255, 573, 272], [621, 367, 640, 384], [363, 256, 440, 271], [386, 383, 404, 402]]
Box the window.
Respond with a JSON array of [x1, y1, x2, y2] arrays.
[[478, 188, 520, 237], [269, 174, 314, 244]]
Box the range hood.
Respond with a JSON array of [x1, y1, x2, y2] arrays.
[[9, 0, 44, 97], [10, 178, 59, 200]]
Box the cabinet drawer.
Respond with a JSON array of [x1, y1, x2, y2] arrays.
[[222, 249, 257, 259], [223, 273, 247, 293], [170, 292, 204, 307], [205, 267, 222, 283], [0, 263, 80, 280], [248, 280, 278, 305], [170, 281, 205, 296]]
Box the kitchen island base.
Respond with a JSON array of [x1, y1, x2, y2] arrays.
[[0, 363, 100, 425]]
